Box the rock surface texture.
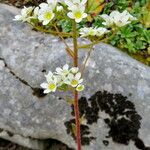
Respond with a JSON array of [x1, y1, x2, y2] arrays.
[[0, 4, 150, 150]]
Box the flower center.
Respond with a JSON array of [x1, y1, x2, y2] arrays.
[[71, 79, 78, 86], [74, 11, 82, 19], [44, 11, 53, 20], [48, 83, 56, 90], [77, 86, 83, 91]]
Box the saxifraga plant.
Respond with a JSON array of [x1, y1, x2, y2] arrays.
[[14, 0, 137, 149]]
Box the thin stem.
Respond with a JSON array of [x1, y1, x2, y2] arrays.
[[73, 21, 78, 67], [78, 37, 108, 49], [32, 25, 73, 37], [78, 31, 118, 49], [81, 46, 94, 76], [72, 20, 81, 150], [53, 25, 74, 58]]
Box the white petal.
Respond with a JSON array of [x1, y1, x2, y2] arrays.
[[65, 0, 73, 8], [63, 64, 69, 70], [45, 71, 53, 82], [38, 15, 44, 20], [75, 72, 81, 79], [43, 89, 51, 93], [51, 87, 57, 92], [43, 20, 50, 25], [81, 0, 87, 5], [39, 3, 48, 9], [34, 7, 39, 16], [78, 79, 83, 84], [82, 13, 87, 18], [56, 67, 62, 74], [68, 73, 74, 80], [75, 18, 82, 23], [45, 71, 53, 77], [67, 12, 74, 19], [70, 67, 79, 73], [13, 15, 22, 20], [40, 83, 48, 89], [57, 6, 63, 11]]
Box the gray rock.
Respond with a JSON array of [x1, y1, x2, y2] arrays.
[[0, 4, 150, 150]]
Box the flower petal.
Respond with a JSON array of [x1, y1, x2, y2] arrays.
[[63, 64, 69, 70], [43, 20, 50, 25], [75, 72, 81, 79], [40, 83, 48, 89], [67, 12, 74, 19], [43, 89, 51, 93]]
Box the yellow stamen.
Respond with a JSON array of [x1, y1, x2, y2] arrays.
[[71, 79, 78, 86], [44, 11, 53, 20], [77, 85, 84, 91], [74, 11, 82, 19], [48, 83, 56, 90]]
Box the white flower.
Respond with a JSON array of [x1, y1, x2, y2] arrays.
[[13, 6, 33, 22], [56, 64, 70, 76], [76, 84, 84, 91], [65, 0, 87, 22], [40, 77, 58, 93], [101, 14, 114, 27], [38, 7, 55, 25], [101, 10, 137, 27], [110, 11, 130, 27], [40, 65, 85, 93], [67, 6, 87, 23], [80, 27, 109, 37], [67, 72, 83, 87]]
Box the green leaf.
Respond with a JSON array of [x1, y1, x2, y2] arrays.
[[58, 84, 68, 91], [57, 19, 72, 33]]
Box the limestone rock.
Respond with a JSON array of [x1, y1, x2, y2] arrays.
[[0, 4, 150, 150]]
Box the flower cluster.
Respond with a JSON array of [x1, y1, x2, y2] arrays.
[[14, 0, 88, 25], [40, 64, 84, 93], [65, 0, 88, 23], [14, 0, 62, 25], [101, 10, 137, 28], [13, 6, 34, 22], [80, 27, 109, 37]]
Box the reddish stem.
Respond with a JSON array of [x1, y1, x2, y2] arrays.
[[74, 91, 81, 150], [73, 20, 81, 150]]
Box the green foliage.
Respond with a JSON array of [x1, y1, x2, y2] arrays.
[[103, 0, 130, 14], [110, 22, 150, 53], [93, 16, 105, 27], [103, 0, 148, 14], [57, 19, 72, 33]]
